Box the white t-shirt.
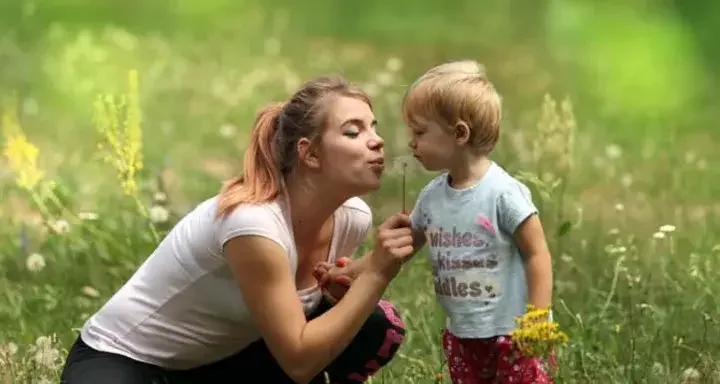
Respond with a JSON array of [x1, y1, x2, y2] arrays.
[[80, 194, 372, 370]]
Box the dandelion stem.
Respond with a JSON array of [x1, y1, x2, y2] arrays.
[[401, 161, 407, 214]]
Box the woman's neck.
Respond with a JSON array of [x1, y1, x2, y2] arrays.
[[284, 173, 346, 240]]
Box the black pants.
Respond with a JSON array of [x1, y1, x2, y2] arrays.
[[60, 300, 406, 383]]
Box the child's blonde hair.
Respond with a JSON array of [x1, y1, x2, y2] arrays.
[[402, 60, 502, 154]]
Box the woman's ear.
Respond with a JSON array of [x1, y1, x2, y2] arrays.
[[297, 137, 321, 169]]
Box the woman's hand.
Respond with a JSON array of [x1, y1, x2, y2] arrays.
[[313, 257, 354, 304], [313, 213, 415, 303]]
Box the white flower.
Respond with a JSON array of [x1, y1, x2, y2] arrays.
[[1, 342, 18, 356], [653, 231, 666, 239], [614, 203, 624, 212], [154, 192, 167, 203], [605, 144, 622, 159], [26, 253, 46, 272], [49, 219, 70, 234], [386, 57, 403, 72], [78, 211, 98, 220], [32, 336, 60, 368], [659, 224, 676, 233], [149, 205, 169, 223], [681, 367, 700, 381], [651, 362, 664, 375], [219, 123, 237, 138]]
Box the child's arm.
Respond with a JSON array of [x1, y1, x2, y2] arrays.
[[513, 214, 553, 310], [498, 186, 553, 310]]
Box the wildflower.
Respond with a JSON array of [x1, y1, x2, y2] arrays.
[[614, 203, 624, 212], [509, 305, 569, 358], [94, 69, 143, 196], [78, 211, 99, 220], [386, 57, 403, 72], [651, 362, 664, 376], [681, 367, 701, 382], [0, 342, 18, 356], [219, 123, 236, 138], [653, 231, 666, 239], [2, 130, 44, 191], [49, 219, 70, 234], [659, 224, 676, 233], [149, 205, 169, 223], [30, 335, 60, 369], [153, 191, 167, 203], [605, 144, 622, 159], [26, 253, 46, 272]]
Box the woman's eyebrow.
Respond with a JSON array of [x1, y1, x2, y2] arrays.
[[340, 118, 378, 128]]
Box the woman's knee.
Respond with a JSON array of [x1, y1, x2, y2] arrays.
[[365, 300, 406, 362]]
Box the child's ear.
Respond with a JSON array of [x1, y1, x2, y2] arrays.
[[454, 121, 471, 146]]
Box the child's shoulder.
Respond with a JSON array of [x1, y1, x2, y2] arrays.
[[486, 162, 531, 195]]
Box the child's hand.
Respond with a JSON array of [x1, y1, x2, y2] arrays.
[[313, 257, 354, 304]]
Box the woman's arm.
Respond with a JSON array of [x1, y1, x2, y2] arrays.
[[225, 213, 412, 384], [226, 236, 389, 383]]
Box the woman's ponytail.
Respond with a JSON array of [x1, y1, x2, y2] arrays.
[[216, 102, 284, 218]]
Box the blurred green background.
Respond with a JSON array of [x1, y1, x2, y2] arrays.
[[2, 0, 719, 140]]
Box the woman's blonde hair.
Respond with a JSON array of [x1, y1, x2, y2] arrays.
[[216, 75, 371, 219], [402, 60, 502, 154]]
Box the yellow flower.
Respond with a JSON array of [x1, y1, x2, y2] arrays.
[[510, 304, 569, 358], [2, 108, 45, 191], [93, 69, 143, 196]]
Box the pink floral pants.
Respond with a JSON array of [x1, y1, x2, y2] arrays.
[[442, 329, 554, 384]]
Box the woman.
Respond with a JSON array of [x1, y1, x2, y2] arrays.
[[60, 75, 414, 384]]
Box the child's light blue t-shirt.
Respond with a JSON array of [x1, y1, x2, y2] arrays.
[[410, 162, 538, 339]]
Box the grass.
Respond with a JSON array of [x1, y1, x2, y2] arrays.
[[1, 8, 720, 383]]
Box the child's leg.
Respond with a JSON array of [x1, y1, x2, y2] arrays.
[[493, 336, 554, 384], [441, 329, 499, 383]]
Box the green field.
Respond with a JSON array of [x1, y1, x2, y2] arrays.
[[1, 2, 720, 383]]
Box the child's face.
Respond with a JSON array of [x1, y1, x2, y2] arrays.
[[407, 119, 457, 171]]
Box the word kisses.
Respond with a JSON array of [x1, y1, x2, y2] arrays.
[[431, 251, 499, 272], [428, 226, 491, 248]]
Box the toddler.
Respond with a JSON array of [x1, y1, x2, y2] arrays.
[[403, 60, 555, 383]]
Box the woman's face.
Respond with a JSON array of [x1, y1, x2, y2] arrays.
[[315, 96, 385, 196]]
